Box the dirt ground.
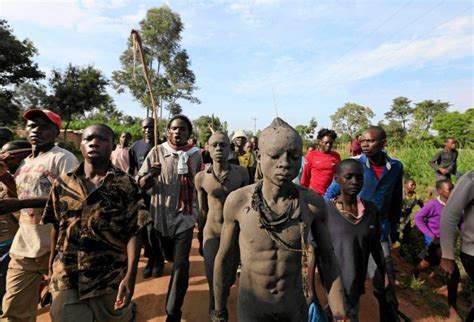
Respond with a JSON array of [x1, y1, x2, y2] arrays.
[[37, 232, 469, 321]]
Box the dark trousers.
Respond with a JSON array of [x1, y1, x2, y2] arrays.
[[461, 252, 474, 322], [145, 226, 164, 267], [154, 227, 194, 322], [0, 243, 11, 314]]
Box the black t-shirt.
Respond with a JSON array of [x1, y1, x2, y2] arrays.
[[128, 139, 154, 175]]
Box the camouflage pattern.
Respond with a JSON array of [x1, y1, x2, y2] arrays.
[[42, 164, 151, 300]]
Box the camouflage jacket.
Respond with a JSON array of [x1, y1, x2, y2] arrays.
[[42, 163, 151, 300]]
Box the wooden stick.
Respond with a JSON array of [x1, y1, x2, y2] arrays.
[[131, 30, 160, 162]]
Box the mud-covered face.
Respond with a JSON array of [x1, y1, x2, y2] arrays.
[[80, 125, 114, 163], [259, 128, 302, 186], [167, 118, 189, 147], [335, 163, 364, 197], [208, 133, 230, 163]]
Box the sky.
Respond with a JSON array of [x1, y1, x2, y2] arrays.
[[1, 0, 473, 133]]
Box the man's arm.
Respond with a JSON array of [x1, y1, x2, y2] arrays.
[[324, 180, 340, 201], [213, 192, 240, 317], [309, 194, 346, 317], [300, 154, 311, 188], [440, 172, 473, 275], [414, 203, 436, 241], [0, 197, 48, 215], [0, 172, 17, 198], [137, 149, 160, 190], [428, 151, 442, 171], [388, 165, 403, 237], [115, 234, 142, 310], [195, 173, 208, 256]]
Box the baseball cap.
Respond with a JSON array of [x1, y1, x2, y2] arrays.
[[232, 130, 247, 141], [23, 109, 62, 130]]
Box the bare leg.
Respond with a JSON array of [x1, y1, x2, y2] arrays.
[[203, 236, 220, 311]]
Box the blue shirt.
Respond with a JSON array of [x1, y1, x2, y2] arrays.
[[325, 153, 403, 241]]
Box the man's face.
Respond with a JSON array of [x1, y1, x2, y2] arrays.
[[445, 139, 457, 151], [319, 135, 334, 153], [259, 129, 302, 187], [25, 116, 58, 148], [234, 136, 246, 148], [250, 137, 258, 150], [80, 126, 114, 163], [335, 164, 364, 197], [119, 133, 131, 147], [438, 182, 454, 200], [360, 130, 385, 157], [167, 118, 189, 147], [141, 119, 154, 142], [406, 181, 416, 193], [208, 133, 230, 163]]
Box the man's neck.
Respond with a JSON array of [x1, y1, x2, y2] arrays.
[[32, 143, 55, 157], [367, 152, 385, 166], [338, 193, 357, 207], [83, 160, 109, 179], [213, 161, 229, 173], [261, 179, 293, 203]]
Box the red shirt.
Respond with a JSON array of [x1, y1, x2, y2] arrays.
[[301, 150, 341, 195], [371, 164, 385, 179]]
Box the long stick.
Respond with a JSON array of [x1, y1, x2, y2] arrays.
[[131, 30, 160, 163]]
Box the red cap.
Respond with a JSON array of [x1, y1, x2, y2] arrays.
[[23, 109, 62, 130]]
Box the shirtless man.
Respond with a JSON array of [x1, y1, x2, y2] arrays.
[[195, 132, 249, 311], [212, 118, 346, 322]]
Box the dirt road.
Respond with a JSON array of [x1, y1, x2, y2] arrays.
[[37, 232, 466, 321]]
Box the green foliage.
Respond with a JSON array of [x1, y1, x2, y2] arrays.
[[330, 102, 375, 138], [410, 100, 449, 138], [295, 117, 318, 140], [384, 96, 413, 131], [192, 115, 226, 146], [112, 6, 199, 116], [48, 64, 111, 135], [0, 20, 44, 126], [378, 120, 406, 146], [432, 109, 473, 146]]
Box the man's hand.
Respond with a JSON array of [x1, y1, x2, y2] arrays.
[[114, 275, 134, 310], [0, 161, 8, 177], [440, 258, 455, 277], [439, 168, 449, 175], [150, 163, 161, 177]]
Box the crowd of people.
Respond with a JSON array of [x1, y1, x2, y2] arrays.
[[0, 108, 472, 322]]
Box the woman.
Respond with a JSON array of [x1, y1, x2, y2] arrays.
[[301, 128, 340, 195]]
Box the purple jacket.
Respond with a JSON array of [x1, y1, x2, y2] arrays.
[[414, 198, 444, 240]]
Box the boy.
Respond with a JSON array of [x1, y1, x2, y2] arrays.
[[428, 137, 458, 181], [327, 159, 386, 321], [414, 179, 460, 320], [42, 124, 151, 321]]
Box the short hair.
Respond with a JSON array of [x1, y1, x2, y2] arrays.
[[365, 125, 387, 140], [317, 128, 337, 140], [121, 132, 132, 138], [444, 137, 456, 143], [405, 178, 416, 185], [85, 124, 115, 142], [167, 114, 193, 134], [336, 158, 363, 175], [436, 179, 452, 190]]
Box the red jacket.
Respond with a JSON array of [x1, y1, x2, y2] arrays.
[[301, 150, 341, 195]]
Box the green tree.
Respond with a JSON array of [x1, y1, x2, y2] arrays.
[[12, 82, 49, 114], [378, 120, 406, 146], [432, 109, 473, 145], [112, 6, 199, 118], [295, 117, 318, 140], [0, 19, 44, 125], [384, 96, 413, 131], [410, 100, 449, 137], [330, 102, 375, 138], [192, 115, 225, 146], [48, 64, 111, 137]]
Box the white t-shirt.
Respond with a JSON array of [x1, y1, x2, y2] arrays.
[[11, 145, 78, 258]]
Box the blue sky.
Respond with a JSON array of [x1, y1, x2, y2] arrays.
[[1, 0, 472, 133]]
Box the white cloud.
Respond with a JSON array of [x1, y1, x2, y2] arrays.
[[437, 16, 472, 32], [0, 0, 144, 33]]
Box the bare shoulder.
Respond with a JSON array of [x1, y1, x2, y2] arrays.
[[299, 186, 327, 217], [224, 184, 255, 214], [195, 170, 207, 187]]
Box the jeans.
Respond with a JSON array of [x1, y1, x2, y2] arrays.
[[0, 243, 11, 315], [154, 228, 194, 322]]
